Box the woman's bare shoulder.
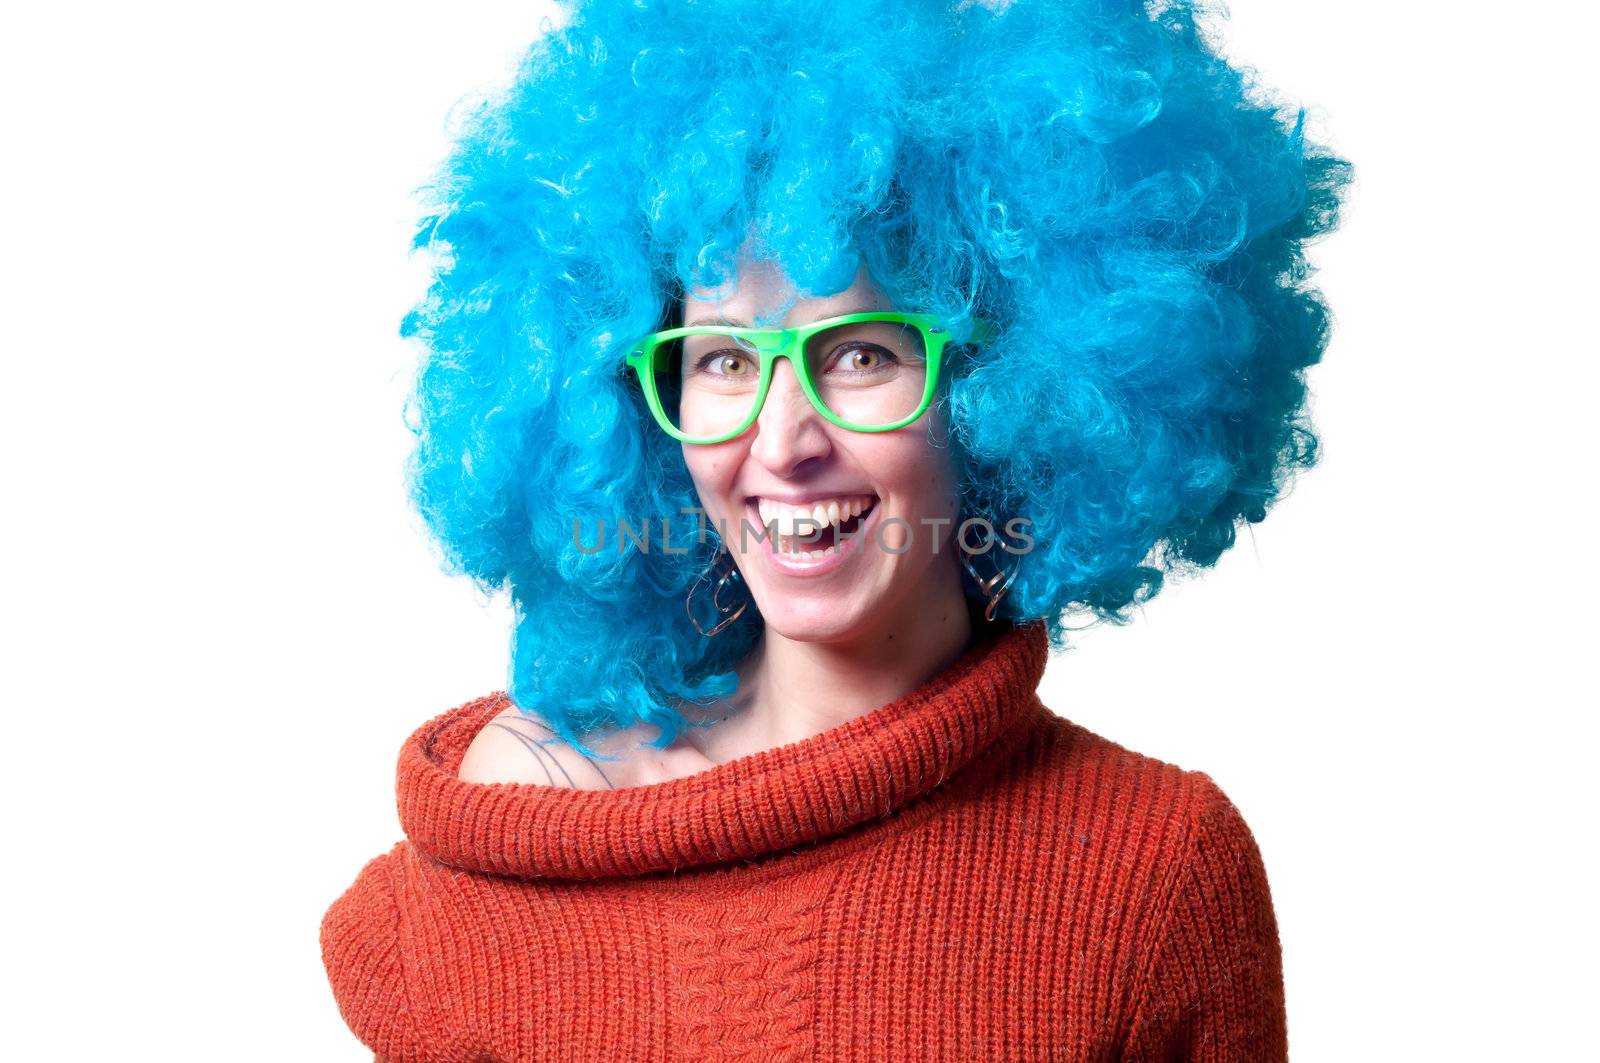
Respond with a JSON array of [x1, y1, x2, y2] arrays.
[[456, 704, 716, 789], [456, 705, 622, 789]]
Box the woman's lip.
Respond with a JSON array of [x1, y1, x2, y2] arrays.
[[746, 492, 879, 507]]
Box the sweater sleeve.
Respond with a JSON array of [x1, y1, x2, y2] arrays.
[[320, 846, 435, 1062], [1122, 776, 1289, 1063]]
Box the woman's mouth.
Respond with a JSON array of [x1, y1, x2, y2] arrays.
[[744, 494, 880, 566]]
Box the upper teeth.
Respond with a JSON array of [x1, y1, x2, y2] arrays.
[[755, 495, 874, 538]]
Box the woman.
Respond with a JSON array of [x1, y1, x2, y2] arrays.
[[322, 0, 1349, 1059]]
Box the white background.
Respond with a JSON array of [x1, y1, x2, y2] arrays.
[[3, 1, 1594, 1058]]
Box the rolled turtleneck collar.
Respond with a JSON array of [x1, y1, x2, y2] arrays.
[[396, 618, 1051, 880]]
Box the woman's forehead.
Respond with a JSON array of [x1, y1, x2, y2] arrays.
[[683, 260, 890, 328]]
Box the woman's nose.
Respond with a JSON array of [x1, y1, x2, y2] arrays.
[[746, 357, 832, 472]]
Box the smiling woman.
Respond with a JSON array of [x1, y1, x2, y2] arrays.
[[320, 0, 1349, 1058], [458, 258, 986, 782]]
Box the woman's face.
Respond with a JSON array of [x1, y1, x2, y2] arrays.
[[679, 255, 965, 644]]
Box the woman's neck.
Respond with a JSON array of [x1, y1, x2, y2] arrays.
[[687, 573, 979, 766]]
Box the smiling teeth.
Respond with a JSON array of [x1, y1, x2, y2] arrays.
[[780, 542, 843, 564], [755, 495, 875, 539]]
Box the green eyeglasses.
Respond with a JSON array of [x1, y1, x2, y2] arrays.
[[624, 310, 994, 445]]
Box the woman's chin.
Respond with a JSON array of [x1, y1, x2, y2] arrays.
[[747, 593, 877, 644]]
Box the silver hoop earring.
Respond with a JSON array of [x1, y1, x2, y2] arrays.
[[686, 544, 750, 637], [958, 525, 1022, 623]]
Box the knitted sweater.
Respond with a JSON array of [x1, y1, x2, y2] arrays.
[[320, 619, 1288, 1062]]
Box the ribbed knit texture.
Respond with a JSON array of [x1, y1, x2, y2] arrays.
[[321, 619, 1288, 1061]]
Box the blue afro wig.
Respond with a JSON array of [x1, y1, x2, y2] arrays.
[[400, 0, 1351, 755]]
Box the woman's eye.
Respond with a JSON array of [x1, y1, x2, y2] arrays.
[[694, 350, 753, 376], [830, 344, 897, 372]]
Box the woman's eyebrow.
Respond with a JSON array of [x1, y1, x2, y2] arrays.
[[684, 304, 885, 328]]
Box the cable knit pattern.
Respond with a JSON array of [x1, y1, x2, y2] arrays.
[[666, 883, 826, 1062], [321, 620, 1288, 1061]]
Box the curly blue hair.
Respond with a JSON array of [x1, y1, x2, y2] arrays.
[[400, 0, 1351, 757]]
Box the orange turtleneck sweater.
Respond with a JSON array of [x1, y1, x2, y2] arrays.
[[320, 620, 1288, 1061]]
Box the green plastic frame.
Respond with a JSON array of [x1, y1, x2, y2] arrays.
[[624, 310, 993, 445]]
